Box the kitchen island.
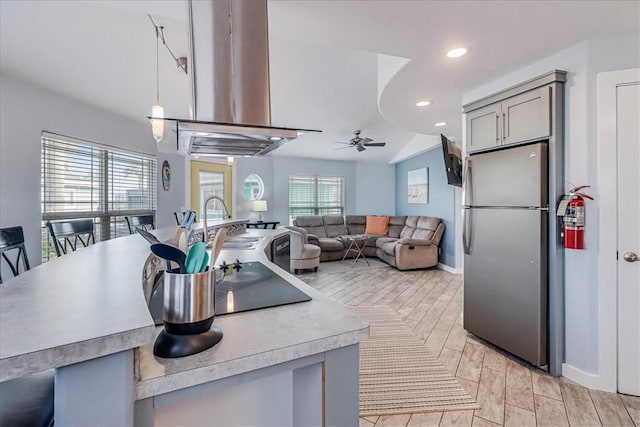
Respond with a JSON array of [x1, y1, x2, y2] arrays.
[[0, 224, 368, 426]]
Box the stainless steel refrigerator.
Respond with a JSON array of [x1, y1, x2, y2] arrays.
[[462, 142, 548, 367]]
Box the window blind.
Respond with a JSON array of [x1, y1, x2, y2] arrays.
[[41, 133, 157, 260], [288, 175, 344, 222]]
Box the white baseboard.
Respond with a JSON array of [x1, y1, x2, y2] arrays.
[[438, 263, 462, 274], [562, 363, 615, 392]]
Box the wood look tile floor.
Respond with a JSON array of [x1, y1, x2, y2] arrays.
[[299, 261, 640, 427]]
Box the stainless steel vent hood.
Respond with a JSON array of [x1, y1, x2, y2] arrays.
[[171, 0, 319, 157]]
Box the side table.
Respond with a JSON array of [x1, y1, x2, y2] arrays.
[[339, 234, 371, 267]]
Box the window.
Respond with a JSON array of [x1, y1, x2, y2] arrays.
[[288, 175, 344, 222], [41, 132, 156, 260]]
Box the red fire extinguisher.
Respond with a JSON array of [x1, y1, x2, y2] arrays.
[[560, 185, 594, 250]]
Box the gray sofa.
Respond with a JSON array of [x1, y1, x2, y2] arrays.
[[292, 215, 445, 270]]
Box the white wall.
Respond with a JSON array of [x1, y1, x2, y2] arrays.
[[0, 73, 186, 266], [461, 34, 640, 385]]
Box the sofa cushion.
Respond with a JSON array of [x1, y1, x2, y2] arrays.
[[405, 216, 420, 228], [323, 215, 345, 226], [412, 228, 435, 241], [411, 217, 440, 240], [381, 241, 396, 256], [346, 215, 366, 235], [365, 216, 389, 236], [294, 216, 327, 238], [376, 237, 398, 249], [388, 216, 407, 238], [323, 216, 348, 237], [418, 216, 440, 231], [400, 216, 419, 238], [318, 237, 344, 251]]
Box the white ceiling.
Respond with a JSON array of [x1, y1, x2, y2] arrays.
[[1, 0, 638, 162]]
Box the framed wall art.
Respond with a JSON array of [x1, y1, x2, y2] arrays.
[[407, 167, 428, 204]]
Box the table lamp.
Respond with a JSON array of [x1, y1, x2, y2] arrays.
[[253, 200, 268, 222]]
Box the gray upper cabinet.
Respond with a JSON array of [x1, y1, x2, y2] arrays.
[[467, 104, 501, 153], [502, 87, 550, 146], [465, 86, 551, 154]]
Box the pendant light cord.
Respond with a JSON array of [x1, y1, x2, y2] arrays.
[[155, 25, 160, 104], [148, 14, 188, 75]]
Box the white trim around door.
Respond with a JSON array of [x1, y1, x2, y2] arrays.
[[593, 68, 640, 393]]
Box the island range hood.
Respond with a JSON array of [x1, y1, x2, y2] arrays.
[[171, 0, 319, 157]]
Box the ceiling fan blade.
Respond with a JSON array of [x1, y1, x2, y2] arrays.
[[334, 145, 353, 151], [356, 144, 366, 152], [360, 137, 373, 144], [333, 141, 351, 145], [363, 142, 386, 147]]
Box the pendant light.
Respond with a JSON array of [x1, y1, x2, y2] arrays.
[[150, 24, 164, 143]]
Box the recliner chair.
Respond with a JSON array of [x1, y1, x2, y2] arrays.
[[286, 226, 320, 274]]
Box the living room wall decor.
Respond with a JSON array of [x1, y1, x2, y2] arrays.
[[407, 167, 428, 204], [162, 160, 171, 191]]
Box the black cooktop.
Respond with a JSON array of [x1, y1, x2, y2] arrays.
[[149, 261, 311, 325], [214, 260, 311, 315]]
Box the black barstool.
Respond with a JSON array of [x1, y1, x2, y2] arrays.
[[45, 219, 95, 257], [0, 226, 30, 284], [0, 226, 54, 426], [125, 215, 155, 235]]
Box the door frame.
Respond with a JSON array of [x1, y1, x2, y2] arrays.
[[596, 68, 640, 392], [190, 160, 233, 220]]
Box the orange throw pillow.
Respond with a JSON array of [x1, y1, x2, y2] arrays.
[[365, 216, 390, 236]]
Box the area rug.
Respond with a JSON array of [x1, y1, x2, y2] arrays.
[[351, 305, 480, 417]]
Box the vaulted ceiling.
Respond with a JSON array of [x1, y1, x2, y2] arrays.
[[1, 1, 638, 162]]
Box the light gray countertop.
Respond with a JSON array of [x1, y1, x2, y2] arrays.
[[0, 232, 157, 381], [1, 225, 369, 391]]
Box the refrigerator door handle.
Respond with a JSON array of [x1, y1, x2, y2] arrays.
[[462, 159, 472, 255], [462, 207, 471, 255], [462, 158, 472, 207]]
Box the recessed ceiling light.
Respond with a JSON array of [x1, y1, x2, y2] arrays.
[[416, 100, 432, 107], [434, 122, 447, 127], [447, 48, 468, 58], [269, 136, 282, 141]]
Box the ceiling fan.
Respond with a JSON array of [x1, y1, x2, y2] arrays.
[[334, 130, 386, 152]]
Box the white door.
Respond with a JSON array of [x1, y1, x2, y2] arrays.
[[617, 79, 640, 396]]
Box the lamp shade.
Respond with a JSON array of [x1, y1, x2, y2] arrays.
[[151, 104, 165, 143], [253, 200, 268, 212]]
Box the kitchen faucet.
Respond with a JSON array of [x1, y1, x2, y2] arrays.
[[203, 195, 231, 242]]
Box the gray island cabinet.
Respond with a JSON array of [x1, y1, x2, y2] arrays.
[[0, 225, 368, 426]]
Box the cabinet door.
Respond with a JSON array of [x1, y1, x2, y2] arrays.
[[502, 87, 550, 146], [466, 103, 501, 153]]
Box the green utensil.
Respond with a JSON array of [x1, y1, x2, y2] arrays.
[[198, 252, 210, 273], [185, 242, 207, 274]]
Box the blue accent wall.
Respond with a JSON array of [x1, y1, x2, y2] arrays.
[[235, 156, 395, 223], [395, 146, 455, 267]]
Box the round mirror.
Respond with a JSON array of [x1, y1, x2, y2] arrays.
[[243, 174, 264, 200]]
